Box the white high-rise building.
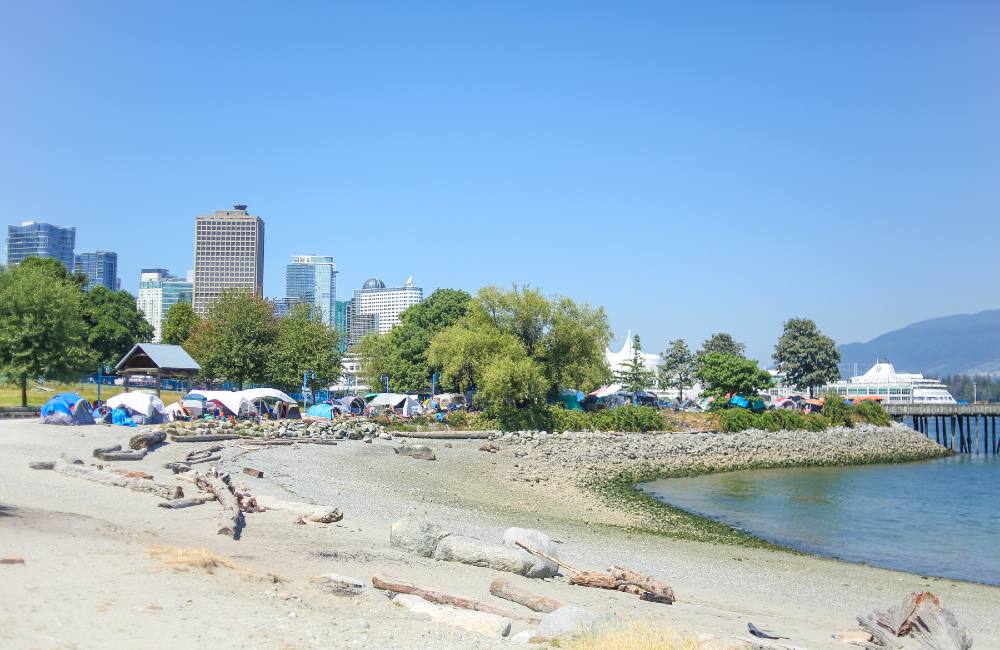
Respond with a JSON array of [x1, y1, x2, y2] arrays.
[[137, 269, 193, 342], [352, 276, 423, 337]]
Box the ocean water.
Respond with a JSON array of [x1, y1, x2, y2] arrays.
[[641, 456, 1000, 586]]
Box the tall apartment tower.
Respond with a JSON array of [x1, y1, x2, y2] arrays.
[[350, 276, 423, 342], [137, 269, 193, 342], [192, 205, 265, 315], [5, 221, 76, 271], [285, 255, 337, 326], [75, 251, 120, 290]]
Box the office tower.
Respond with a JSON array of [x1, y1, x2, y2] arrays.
[[273, 297, 301, 318], [137, 269, 194, 342], [192, 205, 264, 315], [5, 221, 76, 271], [351, 276, 423, 337], [285, 255, 337, 326], [74, 251, 120, 291], [335, 300, 349, 352]]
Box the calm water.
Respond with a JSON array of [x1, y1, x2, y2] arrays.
[[641, 456, 1000, 585]]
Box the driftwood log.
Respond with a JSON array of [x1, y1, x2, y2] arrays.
[[60, 453, 84, 465], [192, 469, 242, 537], [254, 495, 342, 523], [92, 444, 121, 457], [93, 443, 147, 461], [157, 495, 216, 509], [857, 592, 971, 650], [372, 575, 539, 624], [163, 462, 192, 474], [28, 461, 55, 470], [489, 577, 563, 613], [170, 434, 242, 442], [569, 571, 618, 589], [568, 567, 675, 604], [243, 467, 263, 478], [51, 461, 182, 499], [186, 445, 223, 461], [186, 454, 221, 465], [128, 431, 166, 450]]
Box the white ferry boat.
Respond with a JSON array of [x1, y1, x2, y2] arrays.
[[823, 361, 957, 404]]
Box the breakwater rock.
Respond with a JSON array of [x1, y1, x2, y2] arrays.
[[160, 417, 388, 441]]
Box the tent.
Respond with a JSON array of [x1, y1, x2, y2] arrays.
[[106, 392, 167, 424], [729, 395, 751, 409], [557, 390, 585, 411], [306, 403, 347, 419], [40, 393, 95, 425], [239, 388, 299, 419], [339, 396, 366, 415], [367, 393, 423, 416], [186, 390, 258, 418], [773, 397, 797, 410]]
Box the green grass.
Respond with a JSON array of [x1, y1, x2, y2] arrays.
[[0, 383, 186, 408]]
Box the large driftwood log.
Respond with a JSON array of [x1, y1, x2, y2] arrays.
[[610, 565, 675, 604], [192, 469, 242, 537], [92, 444, 122, 458], [170, 434, 241, 442], [29, 461, 55, 470], [371, 575, 539, 624], [128, 430, 166, 450], [489, 577, 563, 613], [52, 461, 182, 499], [186, 445, 223, 461], [95, 450, 148, 461], [186, 454, 221, 465], [857, 592, 971, 650], [157, 495, 216, 509], [569, 571, 618, 589], [254, 495, 342, 523], [164, 462, 192, 474]]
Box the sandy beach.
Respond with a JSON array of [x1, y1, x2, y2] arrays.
[[1, 419, 997, 649]]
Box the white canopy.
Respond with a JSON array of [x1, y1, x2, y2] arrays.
[[590, 383, 623, 399], [239, 388, 298, 405], [187, 390, 258, 416], [106, 392, 166, 418], [368, 393, 422, 416]]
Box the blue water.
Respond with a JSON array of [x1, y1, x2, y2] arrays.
[[641, 456, 1000, 586]]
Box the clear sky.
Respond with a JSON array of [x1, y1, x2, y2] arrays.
[[2, 1, 998, 361]]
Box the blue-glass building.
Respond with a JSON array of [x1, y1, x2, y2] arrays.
[[285, 255, 337, 327], [5, 221, 76, 271], [75, 251, 120, 290]]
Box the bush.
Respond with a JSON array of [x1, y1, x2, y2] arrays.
[[589, 405, 664, 433], [719, 407, 833, 432], [856, 400, 892, 426], [549, 406, 592, 432], [820, 392, 853, 427], [719, 408, 757, 432]]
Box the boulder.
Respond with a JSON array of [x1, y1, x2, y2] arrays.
[[393, 444, 437, 461], [390, 518, 452, 557], [536, 606, 609, 640], [393, 594, 511, 638], [432, 535, 534, 576], [502, 527, 559, 578], [508, 629, 538, 645]]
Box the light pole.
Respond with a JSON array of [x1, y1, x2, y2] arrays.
[[973, 381, 977, 403], [380, 374, 389, 393], [302, 370, 316, 409]]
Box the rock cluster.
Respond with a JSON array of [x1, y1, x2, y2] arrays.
[[160, 417, 389, 441]]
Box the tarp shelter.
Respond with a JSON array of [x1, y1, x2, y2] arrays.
[[40, 393, 95, 425], [729, 395, 751, 409], [106, 392, 167, 424], [114, 343, 201, 396], [238, 388, 299, 419], [339, 396, 366, 415], [435, 393, 467, 409], [367, 393, 422, 416], [306, 403, 347, 419], [186, 390, 258, 418], [773, 397, 797, 410], [557, 390, 585, 411]]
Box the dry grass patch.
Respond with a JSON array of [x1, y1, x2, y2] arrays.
[[147, 545, 241, 574], [564, 620, 743, 650]]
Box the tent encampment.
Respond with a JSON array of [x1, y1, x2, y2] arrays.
[[367, 393, 422, 416], [40, 393, 95, 425], [239, 388, 299, 419], [106, 392, 167, 424], [339, 396, 366, 415], [186, 390, 258, 418], [306, 403, 347, 419]]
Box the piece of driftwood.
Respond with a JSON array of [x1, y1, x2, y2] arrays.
[[610, 565, 675, 604], [107, 467, 153, 480], [192, 469, 242, 537], [514, 540, 582, 574], [163, 462, 192, 474], [186, 454, 221, 465], [170, 434, 241, 442], [489, 576, 563, 613], [128, 431, 166, 450], [242, 439, 295, 446], [569, 571, 618, 589], [858, 592, 971, 650], [910, 601, 973, 650], [243, 467, 263, 478], [186, 445, 223, 461], [371, 574, 539, 624], [157, 495, 216, 509], [60, 453, 84, 465], [254, 495, 342, 523], [28, 461, 55, 470], [52, 461, 183, 499], [0, 557, 25, 565], [92, 444, 122, 458]]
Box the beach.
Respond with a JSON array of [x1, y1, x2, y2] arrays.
[[1, 419, 997, 649]]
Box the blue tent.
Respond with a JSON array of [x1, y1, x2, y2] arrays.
[[729, 395, 751, 409], [307, 403, 334, 419], [40, 393, 95, 425], [40, 393, 83, 417]]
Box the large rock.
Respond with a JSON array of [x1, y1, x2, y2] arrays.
[[536, 605, 609, 640], [502, 527, 559, 578], [432, 535, 534, 576], [390, 518, 452, 557], [393, 594, 511, 638], [393, 444, 436, 461]]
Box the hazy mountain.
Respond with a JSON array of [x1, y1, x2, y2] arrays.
[[838, 310, 1000, 378]]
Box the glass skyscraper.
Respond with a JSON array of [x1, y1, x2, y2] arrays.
[[137, 269, 194, 342], [5, 221, 76, 271], [285, 255, 337, 327], [75, 251, 120, 290]]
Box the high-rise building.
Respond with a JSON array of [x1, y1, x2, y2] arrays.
[[137, 269, 194, 342], [285, 255, 337, 326], [273, 297, 301, 318], [5, 221, 75, 271], [192, 205, 265, 315], [350, 276, 423, 340], [74, 251, 120, 291], [335, 300, 349, 352]]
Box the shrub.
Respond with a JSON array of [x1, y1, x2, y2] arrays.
[[719, 408, 757, 432], [549, 406, 592, 432], [719, 407, 832, 432], [856, 400, 892, 426], [590, 405, 665, 433], [820, 392, 853, 427]]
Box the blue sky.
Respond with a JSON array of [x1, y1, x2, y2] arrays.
[[2, 1, 998, 362]]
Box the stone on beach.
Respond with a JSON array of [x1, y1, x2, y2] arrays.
[[389, 517, 453, 557], [432, 535, 535, 576], [535, 605, 610, 640], [502, 527, 560, 578], [393, 444, 437, 461], [392, 594, 512, 638]]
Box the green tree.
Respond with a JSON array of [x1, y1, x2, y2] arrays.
[[696, 352, 772, 398], [18, 256, 89, 289], [773, 317, 841, 398], [476, 356, 548, 410], [162, 301, 199, 345], [0, 263, 94, 405], [614, 334, 655, 392], [659, 338, 696, 400], [186, 289, 277, 389], [697, 332, 746, 364], [82, 286, 154, 367], [427, 323, 525, 393], [268, 303, 341, 391]]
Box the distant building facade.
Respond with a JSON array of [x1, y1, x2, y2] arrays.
[[192, 205, 265, 315], [335, 300, 349, 352], [5, 221, 76, 271], [273, 297, 301, 318], [75, 251, 120, 290], [351, 276, 423, 337], [137, 269, 194, 342], [285, 255, 337, 326]]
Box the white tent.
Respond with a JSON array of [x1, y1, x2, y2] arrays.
[[106, 392, 166, 418], [368, 393, 423, 416], [187, 390, 258, 417], [239, 388, 298, 405]]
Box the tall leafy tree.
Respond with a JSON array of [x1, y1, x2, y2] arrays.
[[186, 289, 277, 389], [614, 334, 655, 392], [773, 317, 841, 398], [697, 332, 746, 361], [0, 262, 93, 405], [82, 286, 154, 367], [659, 338, 696, 400], [268, 303, 341, 391], [162, 301, 199, 345], [696, 352, 772, 398]]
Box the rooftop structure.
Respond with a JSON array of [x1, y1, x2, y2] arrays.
[[5, 221, 76, 271], [192, 205, 265, 315]]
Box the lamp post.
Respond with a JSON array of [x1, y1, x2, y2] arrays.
[[973, 381, 977, 403], [302, 370, 316, 409], [380, 374, 389, 393], [97, 365, 104, 404]]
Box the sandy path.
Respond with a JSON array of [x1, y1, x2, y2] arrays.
[[1, 420, 997, 649]]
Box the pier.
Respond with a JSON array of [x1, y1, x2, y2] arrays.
[[884, 404, 1000, 455]]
